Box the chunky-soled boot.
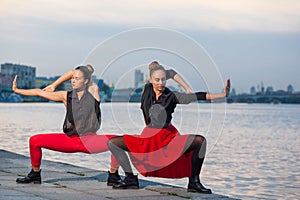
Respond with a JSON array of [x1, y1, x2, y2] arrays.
[[112, 173, 139, 189], [107, 170, 122, 186], [187, 176, 212, 194], [16, 169, 41, 184]]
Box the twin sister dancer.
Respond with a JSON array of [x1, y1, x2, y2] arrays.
[[108, 64, 230, 193], [13, 65, 121, 185]]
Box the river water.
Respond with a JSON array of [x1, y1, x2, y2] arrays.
[[0, 102, 299, 199]]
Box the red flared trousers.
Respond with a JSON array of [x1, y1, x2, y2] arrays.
[[29, 133, 119, 168]]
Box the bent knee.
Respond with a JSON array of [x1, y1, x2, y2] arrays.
[[29, 134, 44, 146], [195, 135, 206, 143], [107, 139, 113, 149], [29, 135, 38, 144], [107, 138, 118, 150]]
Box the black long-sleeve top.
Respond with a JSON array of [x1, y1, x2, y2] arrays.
[[140, 83, 207, 128]]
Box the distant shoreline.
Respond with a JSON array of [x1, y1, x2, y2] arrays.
[[227, 93, 300, 104]]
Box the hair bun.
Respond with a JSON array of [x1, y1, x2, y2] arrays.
[[85, 64, 94, 74]]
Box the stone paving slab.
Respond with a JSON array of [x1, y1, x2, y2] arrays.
[[0, 149, 239, 200]]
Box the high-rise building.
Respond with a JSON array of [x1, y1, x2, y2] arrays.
[[134, 69, 144, 88], [1, 63, 36, 89], [287, 84, 294, 93], [0, 72, 14, 91], [250, 86, 256, 95]]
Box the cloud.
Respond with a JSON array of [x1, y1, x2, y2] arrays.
[[1, 0, 300, 33]]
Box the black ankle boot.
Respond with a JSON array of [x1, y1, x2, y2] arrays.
[[112, 173, 139, 189], [107, 170, 122, 186], [187, 176, 212, 194], [16, 169, 41, 184]]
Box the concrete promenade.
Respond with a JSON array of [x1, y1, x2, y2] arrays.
[[0, 149, 239, 200]]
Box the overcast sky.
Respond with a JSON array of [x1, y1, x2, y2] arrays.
[[0, 0, 299, 93]]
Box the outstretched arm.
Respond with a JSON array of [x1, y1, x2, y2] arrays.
[[206, 79, 231, 100], [43, 70, 74, 92], [174, 79, 231, 104], [13, 76, 67, 104]]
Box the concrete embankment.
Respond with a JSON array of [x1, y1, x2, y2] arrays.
[[0, 149, 239, 199]]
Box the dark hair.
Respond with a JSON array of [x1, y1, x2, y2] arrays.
[[149, 64, 166, 77], [148, 61, 160, 70], [85, 64, 94, 74], [75, 66, 92, 83]]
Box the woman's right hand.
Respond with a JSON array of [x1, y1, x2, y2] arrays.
[[12, 75, 18, 92]]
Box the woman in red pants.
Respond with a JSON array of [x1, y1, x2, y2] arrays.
[[13, 65, 121, 185], [108, 64, 230, 193]]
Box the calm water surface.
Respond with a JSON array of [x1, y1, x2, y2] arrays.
[[0, 103, 299, 199]]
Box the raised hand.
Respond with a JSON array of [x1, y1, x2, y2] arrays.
[[12, 75, 18, 92], [224, 79, 231, 97]]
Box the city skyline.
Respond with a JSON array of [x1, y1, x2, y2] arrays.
[[0, 1, 299, 93], [1, 62, 297, 95]]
